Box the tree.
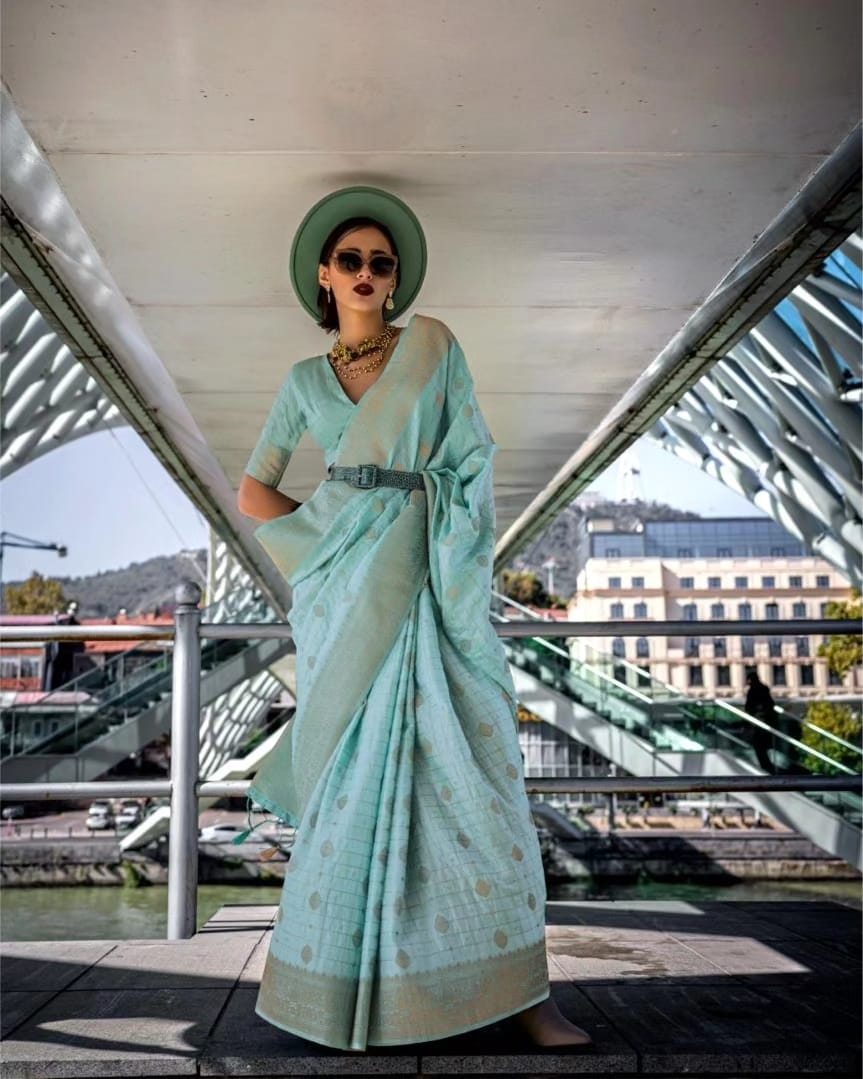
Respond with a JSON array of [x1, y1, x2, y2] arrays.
[[501, 569, 567, 609], [4, 572, 67, 615], [802, 589, 862, 775], [817, 591, 862, 675]]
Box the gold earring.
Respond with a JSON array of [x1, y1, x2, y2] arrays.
[[326, 285, 331, 303], [385, 290, 395, 311]]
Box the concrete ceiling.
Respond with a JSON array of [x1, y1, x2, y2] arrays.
[[1, 0, 860, 554]]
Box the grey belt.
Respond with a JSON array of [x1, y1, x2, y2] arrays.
[[326, 462, 424, 490]]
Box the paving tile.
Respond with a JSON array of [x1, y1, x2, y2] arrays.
[[548, 933, 728, 984], [1, 991, 58, 1039], [70, 934, 266, 990], [669, 933, 817, 978], [585, 980, 860, 1073], [417, 976, 636, 1073], [201, 986, 419, 1074], [0, 987, 229, 1077], [198, 903, 276, 932], [237, 930, 272, 986], [0, 941, 118, 993], [672, 931, 861, 984]]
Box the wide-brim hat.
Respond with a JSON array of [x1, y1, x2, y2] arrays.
[[289, 185, 427, 323]]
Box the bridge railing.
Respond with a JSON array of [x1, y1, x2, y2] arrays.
[[1, 580, 860, 940]]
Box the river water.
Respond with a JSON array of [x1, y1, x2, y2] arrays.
[[1, 878, 859, 942]]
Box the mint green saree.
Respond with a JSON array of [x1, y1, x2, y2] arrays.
[[242, 313, 549, 1050]]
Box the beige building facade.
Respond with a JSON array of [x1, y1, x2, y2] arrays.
[[569, 553, 860, 700]]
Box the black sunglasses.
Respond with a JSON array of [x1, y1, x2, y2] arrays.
[[330, 250, 398, 277]]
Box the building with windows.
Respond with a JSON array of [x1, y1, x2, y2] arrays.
[[568, 517, 860, 699]]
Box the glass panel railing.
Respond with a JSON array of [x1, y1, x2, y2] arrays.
[[491, 597, 861, 828], [1, 588, 278, 759]]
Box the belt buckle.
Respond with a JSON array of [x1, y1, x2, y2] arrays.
[[354, 463, 378, 488]]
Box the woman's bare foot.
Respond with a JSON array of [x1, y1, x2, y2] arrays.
[[511, 994, 593, 1048]]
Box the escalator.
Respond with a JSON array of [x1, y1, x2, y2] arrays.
[[492, 591, 862, 867], [0, 590, 293, 784]]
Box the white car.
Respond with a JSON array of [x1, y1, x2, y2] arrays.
[[116, 807, 143, 830], [85, 812, 115, 831], [198, 823, 246, 843]]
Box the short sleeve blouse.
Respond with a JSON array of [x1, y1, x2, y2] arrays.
[[244, 367, 308, 488]]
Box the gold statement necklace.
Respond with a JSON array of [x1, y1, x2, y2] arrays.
[[328, 324, 396, 381]]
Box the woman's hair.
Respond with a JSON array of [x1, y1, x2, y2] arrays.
[[316, 216, 400, 333]]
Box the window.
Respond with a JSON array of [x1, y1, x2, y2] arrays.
[[606, 547, 621, 557], [631, 576, 644, 589], [608, 577, 621, 589], [738, 602, 752, 620], [634, 601, 648, 618], [800, 664, 815, 686], [741, 636, 755, 657], [689, 665, 704, 687], [717, 547, 732, 557], [610, 602, 624, 618], [713, 637, 727, 658], [828, 669, 843, 686], [796, 636, 810, 658], [717, 665, 731, 687], [636, 637, 649, 658], [711, 602, 725, 619], [820, 602, 831, 617], [772, 664, 787, 686], [735, 576, 749, 589], [682, 603, 697, 621], [680, 577, 694, 589], [612, 638, 626, 658], [789, 575, 802, 588], [708, 576, 721, 589], [685, 637, 700, 658], [769, 637, 782, 658], [21, 657, 42, 678], [678, 548, 693, 557], [816, 575, 830, 588], [792, 601, 807, 618], [765, 602, 779, 620], [761, 576, 775, 588], [33, 720, 43, 737]]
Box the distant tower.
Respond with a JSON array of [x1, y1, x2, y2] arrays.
[[617, 447, 645, 503], [541, 556, 557, 596]]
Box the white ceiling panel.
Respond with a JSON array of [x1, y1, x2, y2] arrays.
[[1, 0, 860, 545]]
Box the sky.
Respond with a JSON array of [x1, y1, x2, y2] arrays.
[[1, 426, 209, 584], [1, 423, 760, 584]]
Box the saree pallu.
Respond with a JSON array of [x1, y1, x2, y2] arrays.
[[244, 313, 549, 1049]]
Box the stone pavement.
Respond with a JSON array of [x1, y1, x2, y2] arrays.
[[1, 899, 860, 1076]]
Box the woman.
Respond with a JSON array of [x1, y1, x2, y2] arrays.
[[236, 186, 592, 1052]]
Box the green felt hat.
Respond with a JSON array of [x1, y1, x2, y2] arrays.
[[289, 185, 427, 323]]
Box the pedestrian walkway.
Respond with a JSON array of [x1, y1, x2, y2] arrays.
[[1, 899, 860, 1076]]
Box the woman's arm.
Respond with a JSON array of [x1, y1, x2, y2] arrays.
[[238, 366, 307, 521], [237, 474, 302, 522]]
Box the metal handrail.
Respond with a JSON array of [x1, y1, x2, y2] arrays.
[[1, 581, 860, 940], [2, 617, 860, 643]]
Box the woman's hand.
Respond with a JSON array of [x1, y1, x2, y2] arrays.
[[238, 474, 302, 522]]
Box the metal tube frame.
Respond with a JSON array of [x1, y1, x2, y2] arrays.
[[1, 583, 860, 939]]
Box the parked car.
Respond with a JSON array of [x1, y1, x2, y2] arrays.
[[85, 812, 115, 831], [1, 805, 26, 821], [116, 807, 143, 831], [198, 823, 246, 843], [88, 799, 114, 816]]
